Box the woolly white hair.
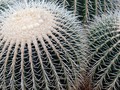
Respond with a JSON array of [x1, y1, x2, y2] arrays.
[[0, 0, 85, 90]]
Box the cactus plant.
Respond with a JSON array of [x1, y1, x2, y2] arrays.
[[52, 0, 120, 23], [88, 10, 120, 90], [0, 0, 87, 90]]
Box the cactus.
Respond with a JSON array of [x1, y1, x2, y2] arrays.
[[88, 10, 120, 90], [0, 0, 87, 90], [51, 0, 120, 23]]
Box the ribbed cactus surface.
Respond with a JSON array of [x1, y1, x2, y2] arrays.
[[0, 0, 85, 90], [55, 0, 120, 22], [88, 11, 120, 90]]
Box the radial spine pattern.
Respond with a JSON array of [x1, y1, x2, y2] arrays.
[[0, 0, 85, 90], [88, 11, 120, 90]]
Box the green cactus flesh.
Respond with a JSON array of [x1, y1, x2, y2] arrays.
[[48, 0, 120, 24], [88, 12, 120, 90], [0, 0, 85, 90]]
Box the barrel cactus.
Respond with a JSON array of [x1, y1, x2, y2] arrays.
[[55, 0, 120, 22], [0, 0, 86, 90], [88, 10, 120, 90]]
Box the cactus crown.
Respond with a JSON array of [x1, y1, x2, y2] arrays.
[[0, 0, 85, 90], [1, 0, 59, 42], [2, 7, 54, 41]]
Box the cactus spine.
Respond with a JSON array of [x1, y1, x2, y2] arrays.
[[0, 0, 86, 90], [54, 0, 120, 23], [88, 11, 120, 90]]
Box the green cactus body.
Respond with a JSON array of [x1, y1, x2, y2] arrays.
[[0, 0, 85, 90], [88, 11, 120, 90], [54, 0, 120, 22]]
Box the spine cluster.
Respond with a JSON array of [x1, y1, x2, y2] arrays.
[[1, 0, 120, 90], [88, 11, 120, 90], [0, 0, 86, 90]]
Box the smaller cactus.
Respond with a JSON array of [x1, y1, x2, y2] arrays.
[[0, 0, 87, 90], [88, 10, 120, 90]]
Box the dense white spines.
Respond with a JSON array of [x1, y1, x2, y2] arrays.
[[88, 11, 120, 90], [0, 0, 85, 90]]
